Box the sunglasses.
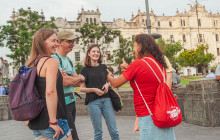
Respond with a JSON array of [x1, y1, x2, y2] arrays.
[[64, 40, 75, 44]]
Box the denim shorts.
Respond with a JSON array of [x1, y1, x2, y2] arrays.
[[138, 115, 176, 140], [32, 119, 71, 140]]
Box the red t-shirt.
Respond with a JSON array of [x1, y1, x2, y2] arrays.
[[122, 55, 165, 117]]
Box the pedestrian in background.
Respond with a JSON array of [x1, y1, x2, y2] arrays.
[[216, 65, 220, 80], [206, 69, 216, 78], [0, 84, 6, 95]]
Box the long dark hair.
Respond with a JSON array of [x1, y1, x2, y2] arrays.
[[135, 34, 167, 69], [26, 28, 55, 67], [84, 44, 102, 67]]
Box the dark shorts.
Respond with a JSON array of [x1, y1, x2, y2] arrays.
[[32, 119, 71, 140]]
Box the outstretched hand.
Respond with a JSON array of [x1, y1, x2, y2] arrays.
[[120, 58, 128, 72]]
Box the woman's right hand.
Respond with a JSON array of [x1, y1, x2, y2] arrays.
[[120, 58, 128, 72], [93, 88, 104, 96], [50, 124, 64, 139]]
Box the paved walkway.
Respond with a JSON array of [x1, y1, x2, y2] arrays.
[[0, 116, 220, 140]]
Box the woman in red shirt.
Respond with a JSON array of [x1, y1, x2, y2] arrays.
[[107, 34, 176, 140]]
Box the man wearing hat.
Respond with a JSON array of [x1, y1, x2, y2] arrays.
[[52, 30, 84, 140]]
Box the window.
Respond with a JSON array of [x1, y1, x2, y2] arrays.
[[132, 35, 135, 40], [75, 52, 80, 61], [142, 19, 144, 22], [198, 19, 201, 26], [170, 35, 174, 43], [183, 20, 185, 26], [182, 34, 186, 42], [90, 18, 93, 23], [106, 51, 111, 60], [181, 20, 185, 26], [119, 35, 123, 43], [198, 34, 205, 42], [75, 39, 79, 44], [217, 48, 220, 56], [94, 18, 96, 24], [158, 21, 160, 27], [169, 22, 172, 27], [216, 34, 219, 41], [86, 18, 88, 24]]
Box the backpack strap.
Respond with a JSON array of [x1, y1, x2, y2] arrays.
[[134, 79, 153, 116], [55, 53, 73, 69], [67, 57, 73, 68], [142, 57, 166, 83], [55, 53, 63, 67], [38, 57, 51, 77]]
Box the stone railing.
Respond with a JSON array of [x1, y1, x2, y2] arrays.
[[0, 95, 13, 120], [183, 78, 220, 127], [1, 79, 220, 127], [76, 89, 136, 116]]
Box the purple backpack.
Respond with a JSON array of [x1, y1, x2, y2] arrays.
[[9, 56, 49, 121]]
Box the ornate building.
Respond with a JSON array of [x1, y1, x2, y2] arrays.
[[54, 3, 220, 75]]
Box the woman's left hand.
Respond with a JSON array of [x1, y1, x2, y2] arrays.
[[102, 83, 109, 94]]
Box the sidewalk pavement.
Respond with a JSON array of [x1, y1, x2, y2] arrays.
[[0, 116, 220, 140]]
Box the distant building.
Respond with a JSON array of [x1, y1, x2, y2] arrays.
[[0, 57, 9, 84], [10, 3, 220, 76]]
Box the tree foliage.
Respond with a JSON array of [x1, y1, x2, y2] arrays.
[[75, 23, 120, 55], [110, 38, 134, 75], [157, 40, 183, 70], [178, 44, 215, 67], [0, 8, 57, 68], [75, 62, 83, 74]]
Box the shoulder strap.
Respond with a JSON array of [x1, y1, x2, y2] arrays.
[[38, 57, 51, 77], [56, 53, 73, 68], [34, 56, 49, 66], [55, 53, 63, 67], [134, 80, 153, 116], [67, 56, 73, 68], [143, 57, 165, 83]]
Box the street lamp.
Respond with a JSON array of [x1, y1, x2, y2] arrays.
[[188, 0, 203, 45], [145, 0, 161, 39]]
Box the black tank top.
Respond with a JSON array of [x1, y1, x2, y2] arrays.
[[28, 58, 66, 130]]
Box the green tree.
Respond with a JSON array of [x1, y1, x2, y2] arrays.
[[0, 8, 57, 68], [157, 40, 183, 71], [178, 44, 215, 72], [75, 23, 120, 56], [110, 38, 134, 74], [75, 62, 83, 74]]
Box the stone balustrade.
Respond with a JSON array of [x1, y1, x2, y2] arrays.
[[1, 79, 220, 127]]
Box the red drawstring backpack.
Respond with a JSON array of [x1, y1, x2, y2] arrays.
[[134, 57, 182, 128]]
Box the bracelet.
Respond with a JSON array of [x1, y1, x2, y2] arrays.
[[49, 121, 58, 125]]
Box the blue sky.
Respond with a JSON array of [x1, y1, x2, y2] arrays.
[[0, 0, 219, 62]]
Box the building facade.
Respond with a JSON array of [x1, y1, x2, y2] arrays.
[[54, 3, 220, 75]]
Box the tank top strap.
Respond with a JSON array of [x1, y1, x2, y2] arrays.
[[39, 57, 51, 77]]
